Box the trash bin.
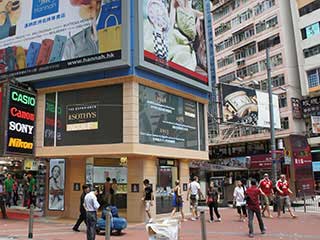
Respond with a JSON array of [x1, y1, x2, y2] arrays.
[[146, 219, 180, 240]]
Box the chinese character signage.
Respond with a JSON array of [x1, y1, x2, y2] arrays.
[[221, 84, 281, 128], [5, 86, 36, 155], [138, 0, 211, 90], [291, 98, 302, 119], [0, 0, 128, 80], [301, 96, 320, 118]]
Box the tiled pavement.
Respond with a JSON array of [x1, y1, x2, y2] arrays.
[[1, 207, 320, 240]]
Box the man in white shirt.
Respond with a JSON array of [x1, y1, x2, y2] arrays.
[[84, 187, 100, 240], [187, 176, 204, 221]]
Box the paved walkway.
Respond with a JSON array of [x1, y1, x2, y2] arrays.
[[0, 207, 320, 240]]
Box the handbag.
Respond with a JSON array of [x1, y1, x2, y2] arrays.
[[49, 35, 67, 63], [97, 0, 121, 31], [63, 26, 98, 60], [16, 46, 26, 69], [36, 39, 54, 65], [0, 11, 11, 40], [207, 196, 214, 204], [26, 42, 41, 67], [98, 14, 121, 53]]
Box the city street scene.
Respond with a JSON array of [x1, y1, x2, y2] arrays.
[[0, 0, 320, 239]]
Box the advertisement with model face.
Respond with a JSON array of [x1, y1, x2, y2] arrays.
[[221, 84, 281, 128], [48, 158, 65, 211], [140, 0, 210, 88], [0, 0, 128, 80]]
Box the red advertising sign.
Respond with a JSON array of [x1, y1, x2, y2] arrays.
[[249, 154, 272, 169]]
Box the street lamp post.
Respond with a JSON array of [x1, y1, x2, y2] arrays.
[[266, 47, 277, 182]]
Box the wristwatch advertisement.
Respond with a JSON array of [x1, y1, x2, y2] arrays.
[[146, 0, 169, 61]]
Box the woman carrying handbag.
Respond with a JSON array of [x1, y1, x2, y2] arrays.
[[206, 181, 221, 223]]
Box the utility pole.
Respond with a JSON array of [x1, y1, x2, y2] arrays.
[[266, 47, 277, 183]]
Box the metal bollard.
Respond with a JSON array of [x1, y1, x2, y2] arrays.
[[28, 206, 34, 239], [105, 208, 111, 240], [200, 211, 207, 240], [303, 192, 306, 213]]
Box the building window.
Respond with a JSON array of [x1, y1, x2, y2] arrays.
[[219, 71, 235, 83], [254, 0, 276, 16], [255, 15, 278, 34], [307, 68, 320, 88], [233, 26, 255, 45], [236, 62, 259, 78], [299, 1, 320, 17], [280, 117, 289, 130], [301, 22, 320, 39], [217, 54, 235, 68], [261, 74, 285, 91], [279, 94, 287, 108], [260, 53, 283, 71], [234, 42, 256, 60], [257, 34, 280, 51], [215, 21, 232, 37], [303, 44, 320, 58], [231, 8, 253, 27]]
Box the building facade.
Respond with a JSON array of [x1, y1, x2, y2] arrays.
[[208, 0, 312, 200], [0, 0, 213, 222], [290, 0, 320, 191]]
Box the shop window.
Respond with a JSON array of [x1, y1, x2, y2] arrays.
[[156, 160, 179, 214], [44, 84, 123, 146]]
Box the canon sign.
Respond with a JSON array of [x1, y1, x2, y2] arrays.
[[5, 86, 36, 155]]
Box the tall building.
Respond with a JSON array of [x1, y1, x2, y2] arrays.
[[205, 0, 312, 201], [290, 0, 320, 191]]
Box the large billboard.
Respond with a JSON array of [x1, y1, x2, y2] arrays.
[[0, 0, 129, 81], [139, 85, 205, 150], [221, 84, 281, 128], [137, 0, 211, 91], [4, 86, 36, 155]]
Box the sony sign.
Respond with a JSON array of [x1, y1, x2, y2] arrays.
[[5, 86, 36, 155]]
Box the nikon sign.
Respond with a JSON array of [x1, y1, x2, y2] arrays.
[[5, 86, 36, 155]]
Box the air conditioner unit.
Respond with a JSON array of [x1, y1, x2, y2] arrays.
[[236, 58, 245, 66]]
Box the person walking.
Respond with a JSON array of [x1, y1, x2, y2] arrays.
[[142, 179, 154, 223], [73, 184, 90, 232], [233, 179, 247, 222], [206, 181, 221, 223], [187, 176, 204, 221], [246, 179, 266, 238], [84, 187, 100, 240], [171, 180, 185, 221], [0, 180, 8, 219], [110, 178, 118, 206], [103, 177, 111, 207], [259, 173, 274, 218], [27, 173, 36, 209], [4, 173, 14, 208], [276, 174, 296, 218], [12, 175, 19, 206]]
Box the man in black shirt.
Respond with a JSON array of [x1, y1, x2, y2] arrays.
[[142, 179, 154, 223], [73, 184, 90, 232]]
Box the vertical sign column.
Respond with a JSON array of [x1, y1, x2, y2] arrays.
[[5, 86, 36, 155]]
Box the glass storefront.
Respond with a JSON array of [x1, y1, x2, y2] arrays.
[[156, 159, 179, 214]]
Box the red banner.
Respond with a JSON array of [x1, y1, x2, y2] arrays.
[[249, 154, 272, 169]]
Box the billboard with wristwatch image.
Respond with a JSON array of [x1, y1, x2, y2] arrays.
[[137, 0, 212, 91], [221, 83, 281, 128], [0, 0, 129, 81]]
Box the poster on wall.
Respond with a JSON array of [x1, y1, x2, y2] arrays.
[[48, 159, 65, 211], [5, 86, 36, 155], [221, 84, 281, 128], [0, 0, 127, 80], [66, 103, 98, 131], [139, 85, 203, 150], [139, 0, 210, 87], [311, 116, 320, 134]]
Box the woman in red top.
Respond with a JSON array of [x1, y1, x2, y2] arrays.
[[276, 174, 296, 218]]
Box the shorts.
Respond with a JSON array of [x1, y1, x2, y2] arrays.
[[279, 195, 291, 209], [145, 200, 152, 211], [190, 195, 198, 209], [261, 195, 272, 206]]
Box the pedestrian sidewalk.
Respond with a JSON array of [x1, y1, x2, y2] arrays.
[[0, 207, 319, 240]]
